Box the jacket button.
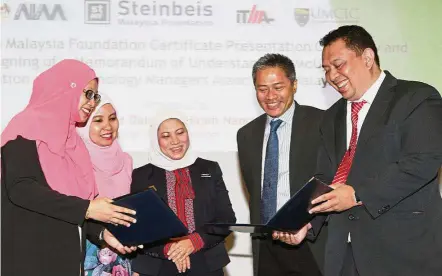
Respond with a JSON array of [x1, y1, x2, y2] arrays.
[[348, 214, 355, 220], [378, 209, 384, 214]]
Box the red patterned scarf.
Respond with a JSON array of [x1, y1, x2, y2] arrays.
[[165, 168, 196, 232]]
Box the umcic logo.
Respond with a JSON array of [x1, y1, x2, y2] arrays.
[[294, 8, 309, 27], [294, 7, 359, 27], [13, 3, 66, 21], [236, 5, 274, 24], [85, 0, 111, 24]]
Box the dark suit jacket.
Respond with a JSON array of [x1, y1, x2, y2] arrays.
[[237, 102, 326, 273], [1, 137, 103, 276], [130, 158, 236, 276], [315, 71, 442, 276]]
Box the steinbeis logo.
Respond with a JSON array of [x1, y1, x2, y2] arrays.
[[118, 1, 212, 17], [85, 0, 111, 24], [117, 0, 213, 27]]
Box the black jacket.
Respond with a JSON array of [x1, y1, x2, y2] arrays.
[[1, 136, 103, 276], [315, 71, 442, 276], [237, 102, 326, 274]]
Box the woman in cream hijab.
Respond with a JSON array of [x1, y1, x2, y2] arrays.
[[131, 111, 236, 276]]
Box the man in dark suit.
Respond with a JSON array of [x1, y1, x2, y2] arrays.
[[287, 25, 442, 276], [237, 54, 325, 276]]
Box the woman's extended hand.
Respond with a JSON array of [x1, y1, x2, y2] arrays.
[[103, 229, 138, 254], [87, 198, 136, 227]]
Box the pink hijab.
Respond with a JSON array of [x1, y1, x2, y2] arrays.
[[1, 59, 98, 199], [76, 94, 132, 199]]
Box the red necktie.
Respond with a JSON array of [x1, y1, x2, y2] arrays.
[[331, 101, 367, 185]]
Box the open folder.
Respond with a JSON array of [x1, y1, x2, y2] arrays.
[[106, 189, 188, 246], [205, 177, 332, 234]]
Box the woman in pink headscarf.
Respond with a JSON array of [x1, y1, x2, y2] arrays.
[[77, 94, 133, 276], [1, 60, 137, 276]]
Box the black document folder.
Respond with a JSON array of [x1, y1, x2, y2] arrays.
[[205, 177, 332, 234], [106, 189, 188, 246]]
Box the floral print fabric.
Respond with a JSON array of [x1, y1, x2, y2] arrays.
[[84, 240, 131, 276]]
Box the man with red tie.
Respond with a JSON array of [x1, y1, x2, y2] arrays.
[[282, 25, 442, 276]]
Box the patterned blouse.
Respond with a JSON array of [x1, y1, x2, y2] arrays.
[[163, 167, 204, 255]]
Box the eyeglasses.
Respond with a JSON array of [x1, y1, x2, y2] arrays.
[[83, 89, 101, 103]]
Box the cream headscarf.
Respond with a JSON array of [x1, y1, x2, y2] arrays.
[[148, 110, 197, 171]]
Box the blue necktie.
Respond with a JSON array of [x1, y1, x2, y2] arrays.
[[261, 119, 283, 224]]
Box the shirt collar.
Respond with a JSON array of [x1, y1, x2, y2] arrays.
[[266, 100, 296, 125], [349, 71, 386, 104]]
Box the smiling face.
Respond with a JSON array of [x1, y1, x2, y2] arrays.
[[77, 79, 99, 123], [157, 118, 190, 160], [322, 39, 376, 101], [255, 66, 297, 118], [89, 103, 119, 147]]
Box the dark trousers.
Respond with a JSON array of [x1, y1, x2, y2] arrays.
[[157, 268, 223, 276], [140, 253, 224, 276], [257, 239, 322, 276], [141, 267, 223, 276], [340, 243, 360, 276]]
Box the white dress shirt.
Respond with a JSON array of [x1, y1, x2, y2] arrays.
[[261, 102, 295, 211], [346, 71, 386, 242], [346, 71, 386, 148]]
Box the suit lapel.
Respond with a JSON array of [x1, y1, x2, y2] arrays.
[[151, 166, 168, 201], [249, 115, 266, 191], [289, 102, 305, 195], [357, 71, 397, 146], [248, 114, 266, 224], [189, 160, 205, 225]]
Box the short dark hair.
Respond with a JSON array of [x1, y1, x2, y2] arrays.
[[319, 25, 380, 67], [252, 54, 297, 86]]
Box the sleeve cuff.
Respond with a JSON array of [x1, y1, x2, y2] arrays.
[[163, 242, 173, 257], [188, 233, 205, 252]]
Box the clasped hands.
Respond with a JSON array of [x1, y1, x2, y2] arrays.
[[132, 237, 194, 275], [274, 183, 360, 246], [167, 237, 195, 273]]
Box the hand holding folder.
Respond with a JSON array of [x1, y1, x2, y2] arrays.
[[272, 222, 312, 245], [106, 189, 188, 246], [205, 177, 332, 234]]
